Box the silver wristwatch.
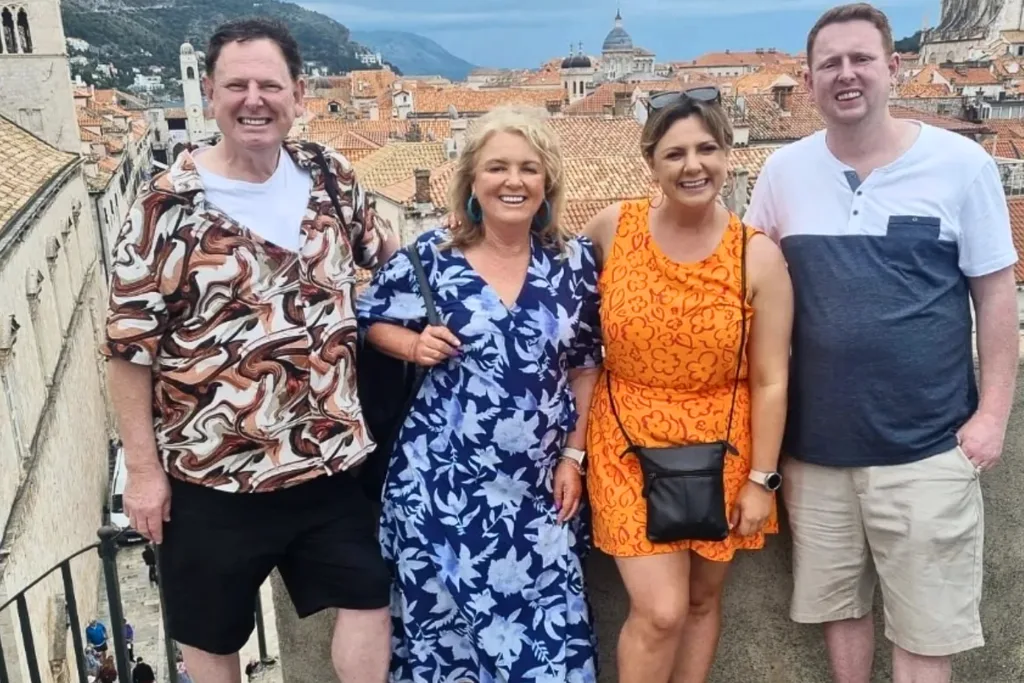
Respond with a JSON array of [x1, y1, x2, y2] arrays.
[[748, 469, 782, 492]]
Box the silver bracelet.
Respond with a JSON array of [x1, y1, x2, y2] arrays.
[[558, 456, 584, 474]]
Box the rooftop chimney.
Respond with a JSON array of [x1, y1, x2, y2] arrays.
[[773, 85, 793, 113], [728, 167, 750, 214], [413, 168, 431, 206], [613, 90, 632, 116]]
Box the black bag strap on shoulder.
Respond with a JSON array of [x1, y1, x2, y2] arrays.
[[606, 221, 749, 457], [406, 246, 440, 326]]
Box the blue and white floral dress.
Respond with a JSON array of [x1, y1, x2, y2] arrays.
[[356, 228, 602, 683]]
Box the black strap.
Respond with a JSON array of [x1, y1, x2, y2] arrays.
[[606, 222, 749, 453], [406, 247, 440, 325]]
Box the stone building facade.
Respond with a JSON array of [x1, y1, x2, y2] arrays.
[[922, 0, 1024, 63], [0, 116, 112, 683], [0, 0, 80, 153]]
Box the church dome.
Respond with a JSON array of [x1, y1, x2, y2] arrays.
[[180, 42, 195, 55], [602, 11, 633, 52], [561, 54, 592, 69]]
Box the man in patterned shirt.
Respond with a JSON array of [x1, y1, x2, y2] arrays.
[[103, 18, 398, 683]]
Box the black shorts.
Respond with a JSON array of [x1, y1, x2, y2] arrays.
[[159, 472, 390, 655]]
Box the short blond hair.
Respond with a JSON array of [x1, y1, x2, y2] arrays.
[[445, 105, 571, 252]]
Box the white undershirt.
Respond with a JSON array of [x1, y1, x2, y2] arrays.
[[195, 149, 312, 252]]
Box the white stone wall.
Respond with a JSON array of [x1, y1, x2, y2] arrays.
[[0, 169, 112, 683], [372, 195, 446, 246], [0, 1, 80, 153]]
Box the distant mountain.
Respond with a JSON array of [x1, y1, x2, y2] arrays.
[[63, 0, 381, 89], [352, 30, 476, 81]]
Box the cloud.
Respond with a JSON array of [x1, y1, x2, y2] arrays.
[[302, 0, 927, 28]]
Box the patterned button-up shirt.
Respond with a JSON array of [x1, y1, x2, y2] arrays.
[[102, 141, 391, 493]]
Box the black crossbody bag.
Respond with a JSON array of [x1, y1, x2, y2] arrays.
[[606, 224, 748, 543]]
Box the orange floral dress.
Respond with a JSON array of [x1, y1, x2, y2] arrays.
[[586, 199, 778, 561]]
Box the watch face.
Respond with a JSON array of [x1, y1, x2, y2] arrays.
[[765, 472, 783, 491]]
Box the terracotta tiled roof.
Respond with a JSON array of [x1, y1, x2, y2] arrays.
[[907, 64, 945, 86], [980, 119, 1024, 137], [350, 68, 397, 99], [353, 142, 448, 191], [304, 97, 334, 116], [897, 82, 952, 98], [562, 156, 652, 201], [306, 118, 452, 147], [890, 105, 989, 134], [743, 92, 824, 142], [0, 115, 76, 229], [734, 71, 801, 95], [730, 144, 785, 193], [429, 161, 457, 206], [376, 175, 418, 205], [375, 159, 458, 208], [985, 120, 1024, 158], [1006, 197, 1024, 282], [77, 109, 105, 128], [130, 118, 149, 141], [993, 139, 1024, 158], [412, 87, 562, 115], [939, 66, 1000, 86], [102, 135, 125, 154], [563, 200, 609, 234], [521, 71, 562, 87], [98, 156, 122, 173], [677, 50, 793, 68], [743, 92, 987, 142], [563, 82, 634, 116], [990, 56, 1024, 79], [547, 117, 642, 157]]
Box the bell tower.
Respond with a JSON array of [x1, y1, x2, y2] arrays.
[[0, 0, 80, 152], [180, 42, 206, 143]]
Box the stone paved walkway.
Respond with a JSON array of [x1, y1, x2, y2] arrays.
[[95, 543, 282, 683]]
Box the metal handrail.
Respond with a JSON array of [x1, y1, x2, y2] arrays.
[[0, 525, 273, 683]]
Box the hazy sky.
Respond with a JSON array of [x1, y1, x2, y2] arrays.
[[300, 0, 938, 68]]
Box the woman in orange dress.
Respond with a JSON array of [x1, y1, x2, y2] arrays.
[[581, 89, 794, 682]]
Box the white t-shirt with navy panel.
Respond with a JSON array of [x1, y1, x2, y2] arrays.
[[195, 148, 312, 252], [744, 123, 1017, 467]]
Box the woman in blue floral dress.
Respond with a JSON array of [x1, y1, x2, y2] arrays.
[[356, 105, 602, 683]]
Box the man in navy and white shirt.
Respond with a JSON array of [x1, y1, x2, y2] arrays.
[[745, 4, 1019, 683]]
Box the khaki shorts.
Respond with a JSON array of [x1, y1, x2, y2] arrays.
[[782, 446, 985, 657]]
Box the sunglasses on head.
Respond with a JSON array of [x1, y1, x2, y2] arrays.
[[646, 86, 722, 111]]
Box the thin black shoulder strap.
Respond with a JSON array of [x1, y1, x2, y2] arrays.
[[605, 372, 636, 455], [723, 223, 749, 449], [406, 246, 440, 326]]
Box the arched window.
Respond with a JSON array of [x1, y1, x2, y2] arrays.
[[16, 9, 30, 53], [328, 101, 340, 113], [186, 66, 195, 80], [2, 9, 17, 54]]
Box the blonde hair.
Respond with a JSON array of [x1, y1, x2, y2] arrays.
[[445, 104, 571, 252]]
